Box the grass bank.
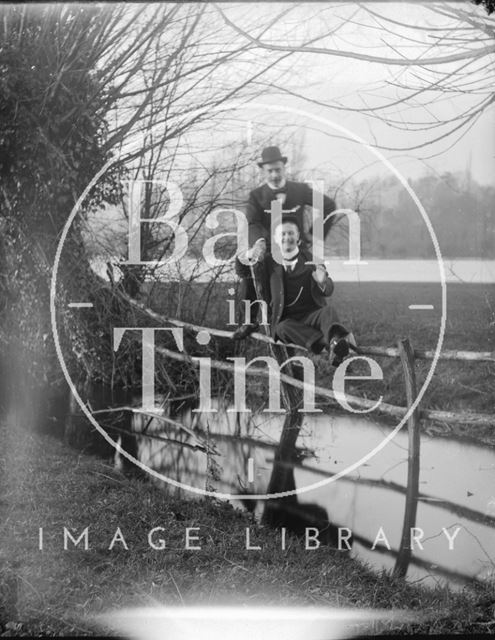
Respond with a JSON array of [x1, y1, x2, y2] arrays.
[[148, 281, 495, 441], [1, 417, 494, 637]]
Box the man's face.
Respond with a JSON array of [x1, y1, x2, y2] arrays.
[[274, 222, 300, 256], [261, 160, 286, 187]]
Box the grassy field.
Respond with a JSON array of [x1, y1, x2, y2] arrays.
[[1, 418, 495, 637], [332, 282, 495, 422], [148, 281, 495, 434], [1, 281, 492, 636]]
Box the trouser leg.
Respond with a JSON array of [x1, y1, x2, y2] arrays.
[[237, 275, 259, 324], [302, 306, 348, 348], [237, 260, 268, 325], [274, 318, 324, 352]]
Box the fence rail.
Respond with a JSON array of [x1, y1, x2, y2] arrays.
[[119, 291, 494, 427], [117, 290, 493, 580], [121, 291, 495, 364]]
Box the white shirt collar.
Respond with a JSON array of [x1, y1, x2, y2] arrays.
[[280, 248, 300, 262]]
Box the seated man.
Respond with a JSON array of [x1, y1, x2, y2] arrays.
[[235, 217, 356, 367], [232, 145, 338, 341]]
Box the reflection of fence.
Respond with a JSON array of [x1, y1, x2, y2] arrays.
[[120, 291, 494, 579], [357, 337, 493, 577], [263, 456, 493, 586]]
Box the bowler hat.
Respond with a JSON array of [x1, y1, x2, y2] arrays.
[[257, 146, 287, 167]]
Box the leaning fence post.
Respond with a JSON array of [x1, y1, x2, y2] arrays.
[[393, 338, 420, 578]]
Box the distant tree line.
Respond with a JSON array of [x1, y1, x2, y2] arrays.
[[336, 171, 495, 260]]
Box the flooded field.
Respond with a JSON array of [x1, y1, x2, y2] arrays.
[[132, 404, 495, 589]]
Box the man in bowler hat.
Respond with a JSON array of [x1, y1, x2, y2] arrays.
[[233, 145, 338, 340]]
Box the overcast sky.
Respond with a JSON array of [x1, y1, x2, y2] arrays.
[[215, 1, 495, 185]]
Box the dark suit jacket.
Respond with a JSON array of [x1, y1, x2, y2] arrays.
[[237, 248, 334, 338], [246, 180, 336, 248], [267, 253, 334, 336]]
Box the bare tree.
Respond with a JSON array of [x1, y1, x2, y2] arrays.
[[214, 2, 495, 153], [0, 2, 298, 423]]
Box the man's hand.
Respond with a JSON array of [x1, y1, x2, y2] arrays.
[[246, 238, 266, 263], [312, 264, 327, 285]]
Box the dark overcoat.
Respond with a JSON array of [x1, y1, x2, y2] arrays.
[[236, 249, 334, 338], [246, 181, 336, 248]]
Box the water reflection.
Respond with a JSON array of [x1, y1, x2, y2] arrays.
[[131, 403, 495, 588]]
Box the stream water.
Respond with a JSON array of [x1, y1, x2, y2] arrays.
[[128, 403, 495, 589]]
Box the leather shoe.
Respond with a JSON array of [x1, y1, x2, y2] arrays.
[[232, 322, 260, 341], [331, 337, 350, 367]]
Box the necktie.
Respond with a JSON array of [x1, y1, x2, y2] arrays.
[[283, 256, 298, 272]]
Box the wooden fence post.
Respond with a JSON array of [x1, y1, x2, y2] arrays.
[[393, 338, 421, 578]]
